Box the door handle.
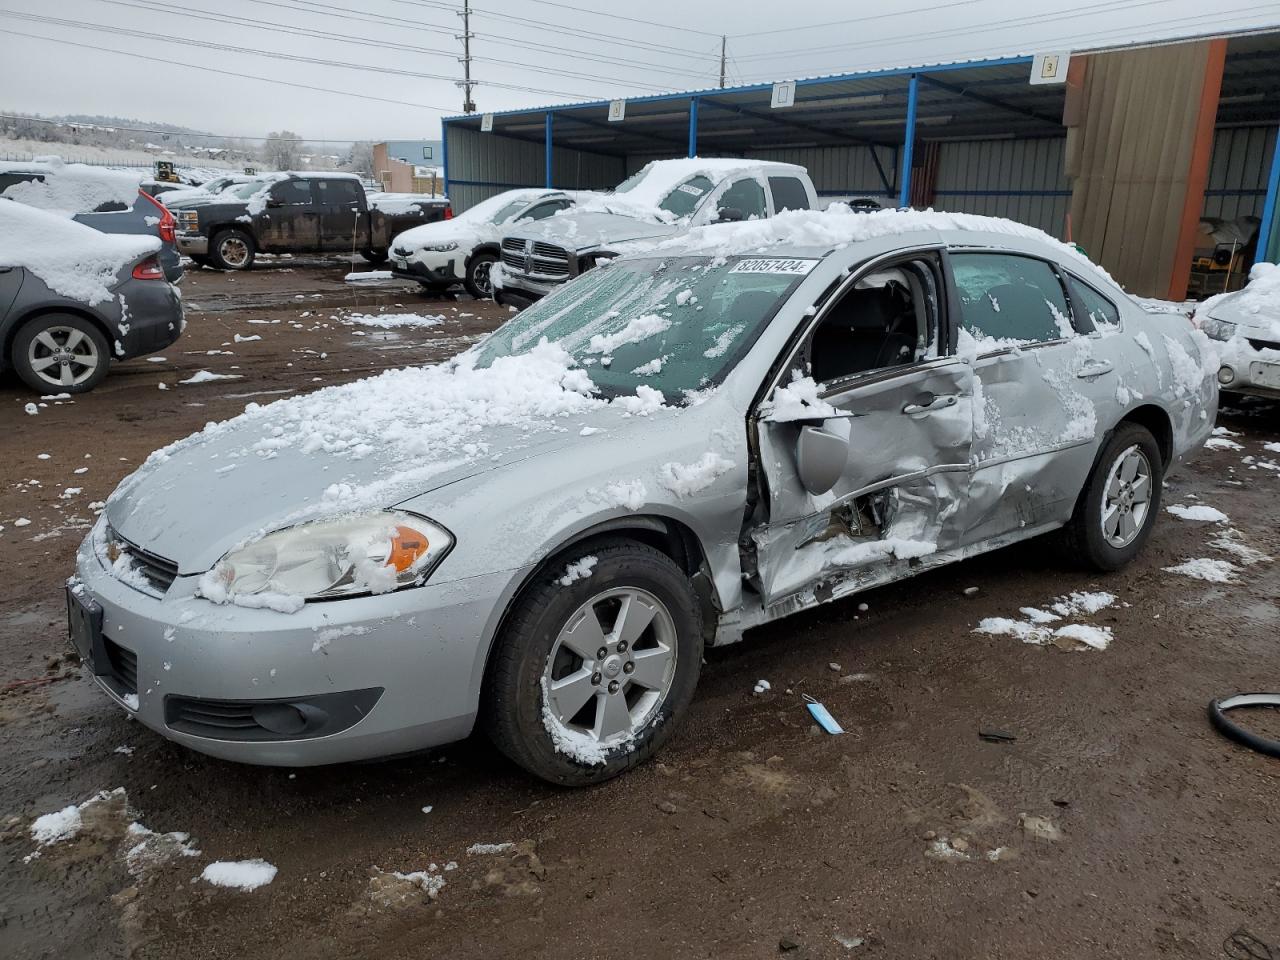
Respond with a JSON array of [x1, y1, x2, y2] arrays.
[[902, 394, 958, 416], [1076, 359, 1113, 379]]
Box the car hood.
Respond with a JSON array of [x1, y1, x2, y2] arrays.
[[506, 211, 679, 251], [105, 413, 600, 575], [1204, 292, 1280, 336], [391, 217, 484, 253]]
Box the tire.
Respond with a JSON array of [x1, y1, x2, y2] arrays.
[[463, 251, 498, 299], [1064, 422, 1164, 571], [208, 228, 255, 271], [12, 313, 111, 394], [483, 539, 704, 786], [361, 248, 389, 264]]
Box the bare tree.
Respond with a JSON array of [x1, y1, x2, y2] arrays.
[[346, 140, 375, 177], [263, 130, 301, 171]]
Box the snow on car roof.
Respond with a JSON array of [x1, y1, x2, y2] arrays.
[[574, 157, 806, 222], [0, 157, 142, 216], [0, 199, 161, 304], [640, 205, 1116, 285]]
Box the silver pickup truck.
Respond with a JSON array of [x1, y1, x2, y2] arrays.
[[493, 158, 818, 308]]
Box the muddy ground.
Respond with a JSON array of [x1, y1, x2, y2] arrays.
[[2, 257, 1279, 960]]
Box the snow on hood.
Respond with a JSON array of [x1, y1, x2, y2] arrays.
[[105, 342, 671, 572], [0, 157, 141, 216], [645, 205, 1116, 284], [1200, 262, 1280, 338], [0, 200, 160, 305], [506, 211, 678, 251], [367, 192, 444, 215]]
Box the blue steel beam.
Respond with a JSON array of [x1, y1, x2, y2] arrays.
[[688, 96, 698, 158], [545, 112, 553, 188], [1256, 125, 1280, 263], [899, 74, 919, 208]]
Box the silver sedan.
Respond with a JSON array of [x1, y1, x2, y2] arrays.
[[69, 212, 1217, 785]]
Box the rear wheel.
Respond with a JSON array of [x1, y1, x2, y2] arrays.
[[1065, 423, 1163, 571], [483, 540, 703, 786], [12, 314, 110, 394], [209, 229, 255, 271], [464, 251, 497, 299]]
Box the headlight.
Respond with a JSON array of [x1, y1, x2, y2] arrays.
[[1197, 315, 1238, 342], [202, 511, 453, 603], [421, 241, 458, 252]]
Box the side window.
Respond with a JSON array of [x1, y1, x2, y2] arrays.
[[519, 199, 570, 221], [0, 172, 42, 193], [950, 253, 1074, 344], [658, 175, 714, 219], [271, 179, 314, 206], [768, 176, 810, 213], [808, 256, 940, 384], [718, 178, 768, 220], [314, 179, 361, 206], [1066, 274, 1120, 333]]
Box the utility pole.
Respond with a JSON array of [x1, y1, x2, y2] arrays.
[[458, 0, 476, 114], [718, 35, 726, 89]]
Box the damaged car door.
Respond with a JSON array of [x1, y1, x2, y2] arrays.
[[749, 248, 975, 607], [949, 250, 1109, 543]]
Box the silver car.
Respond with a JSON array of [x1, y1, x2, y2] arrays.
[[69, 212, 1216, 785], [1194, 263, 1280, 399]]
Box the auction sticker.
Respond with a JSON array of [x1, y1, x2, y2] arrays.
[[730, 258, 818, 275]]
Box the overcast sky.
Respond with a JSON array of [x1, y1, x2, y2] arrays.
[[1, 0, 1278, 143]]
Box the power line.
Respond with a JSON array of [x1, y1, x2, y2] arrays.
[[0, 11, 625, 101], [730, 0, 984, 40], [92, 0, 710, 84], [0, 26, 460, 112], [499, 0, 723, 39]]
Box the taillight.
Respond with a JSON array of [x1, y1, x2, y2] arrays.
[[443, 206, 453, 220], [132, 256, 164, 280], [139, 189, 176, 243]]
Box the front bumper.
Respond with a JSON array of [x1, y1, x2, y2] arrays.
[[1216, 341, 1280, 400], [389, 249, 461, 287], [176, 232, 209, 257], [71, 521, 518, 766], [495, 271, 562, 307]]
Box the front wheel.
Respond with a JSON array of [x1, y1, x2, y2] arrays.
[[209, 229, 255, 271], [1065, 422, 1164, 571], [463, 251, 497, 299], [483, 540, 703, 786]]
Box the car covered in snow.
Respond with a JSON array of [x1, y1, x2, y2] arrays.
[[1194, 261, 1280, 399], [69, 208, 1214, 784], [0, 158, 182, 283], [493, 158, 818, 307], [169, 172, 449, 271], [388, 188, 589, 298], [147, 174, 256, 208], [1, 201, 183, 393]]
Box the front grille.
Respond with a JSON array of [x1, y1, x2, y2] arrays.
[[106, 526, 178, 594], [1247, 337, 1280, 353], [168, 697, 260, 735], [499, 236, 571, 279], [102, 636, 138, 696]]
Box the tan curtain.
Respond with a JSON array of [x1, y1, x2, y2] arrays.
[[1065, 40, 1225, 298]]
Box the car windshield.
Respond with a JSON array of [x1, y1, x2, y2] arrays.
[[452, 191, 539, 225], [228, 179, 266, 199], [473, 255, 817, 400]]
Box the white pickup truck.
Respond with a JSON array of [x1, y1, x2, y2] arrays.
[[493, 158, 819, 308]]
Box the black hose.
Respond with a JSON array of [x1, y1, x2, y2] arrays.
[[1209, 693, 1280, 759]]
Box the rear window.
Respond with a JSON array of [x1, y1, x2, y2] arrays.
[[769, 176, 810, 212]]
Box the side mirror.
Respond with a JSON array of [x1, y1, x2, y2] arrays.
[[714, 206, 744, 223], [795, 422, 849, 495]]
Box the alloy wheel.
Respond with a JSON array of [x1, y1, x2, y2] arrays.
[[1100, 443, 1152, 548], [27, 326, 101, 389], [542, 587, 678, 748], [219, 236, 250, 267]]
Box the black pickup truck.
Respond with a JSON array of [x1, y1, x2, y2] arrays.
[[168, 172, 450, 271]]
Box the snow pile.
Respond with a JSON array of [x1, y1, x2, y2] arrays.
[[1208, 528, 1271, 566], [577, 157, 789, 223], [123, 822, 201, 875], [761, 375, 838, 422], [179, 370, 242, 384], [650, 206, 1115, 285], [341, 311, 446, 329], [586, 313, 670, 354], [974, 590, 1118, 651], [1163, 558, 1237, 583], [201, 859, 277, 891], [367, 192, 442, 215], [658, 452, 734, 498], [1166, 503, 1229, 523], [0, 158, 141, 216], [753, 679, 771, 695], [557, 555, 598, 586], [0, 201, 159, 305], [1199, 261, 1280, 340], [592, 479, 647, 511], [467, 842, 515, 855], [29, 788, 128, 845]]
